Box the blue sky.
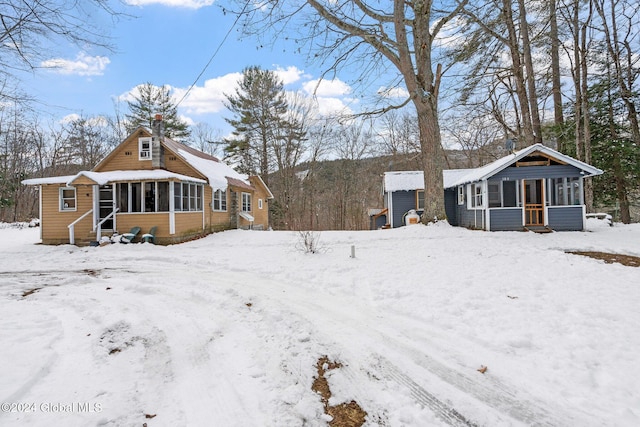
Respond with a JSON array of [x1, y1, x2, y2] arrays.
[[18, 0, 392, 135]]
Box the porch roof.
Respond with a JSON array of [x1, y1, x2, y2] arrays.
[[22, 170, 207, 186]]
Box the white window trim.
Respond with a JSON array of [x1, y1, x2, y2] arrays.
[[213, 189, 227, 211], [258, 198, 263, 210], [457, 186, 464, 205], [416, 190, 425, 210], [139, 137, 152, 161], [59, 187, 77, 212], [241, 192, 252, 212]]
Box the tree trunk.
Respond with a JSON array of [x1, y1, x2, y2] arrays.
[[549, 0, 564, 131], [415, 99, 446, 222], [517, 0, 542, 144], [503, 0, 535, 146]]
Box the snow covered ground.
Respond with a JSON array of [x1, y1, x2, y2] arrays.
[[0, 220, 639, 427]]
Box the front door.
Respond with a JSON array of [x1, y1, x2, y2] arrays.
[[524, 179, 544, 226], [99, 185, 115, 231]]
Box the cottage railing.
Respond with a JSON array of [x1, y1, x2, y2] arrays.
[[68, 209, 93, 245]]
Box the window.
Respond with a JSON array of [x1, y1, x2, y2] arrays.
[[59, 187, 76, 211], [213, 189, 227, 211], [258, 198, 263, 210], [145, 182, 156, 212], [469, 183, 483, 208], [416, 190, 425, 210], [139, 137, 152, 160], [486, 180, 518, 208], [551, 177, 581, 206], [457, 186, 464, 205], [157, 182, 169, 212], [130, 182, 142, 212], [242, 192, 252, 212], [117, 183, 129, 213], [173, 182, 203, 212]]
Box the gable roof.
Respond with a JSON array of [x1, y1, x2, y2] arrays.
[[443, 143, 603, 188], [25, 126, 262, 192], [382, 144, 604, 192]]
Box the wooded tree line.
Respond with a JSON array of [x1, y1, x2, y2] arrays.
[[1, 0, 638, 227]]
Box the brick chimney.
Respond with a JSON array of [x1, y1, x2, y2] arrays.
[[151, 114, 165, 169]]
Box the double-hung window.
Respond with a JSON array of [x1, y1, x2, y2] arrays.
[[213, 189, 227, 211], [469, 183, 483, 208], [457, 186, 465, 205], [139, 137, 152, 160], [242, 192, 252, 212], [173, 182, 203, 212], [416, 190, 425, 210], [59, 187, 76, 211]]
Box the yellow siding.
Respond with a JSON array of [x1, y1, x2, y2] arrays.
[[95, 133, 154, 172], [41, 184, 95, 244]]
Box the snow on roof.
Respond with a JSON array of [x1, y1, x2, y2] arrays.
[[173, 145, 251, 192], [443, 143, 603, 188], [384, 144, 604, 191], [22, 170, 207, 186], [383, 171, 425, 192], [22, 175, 76, 186]]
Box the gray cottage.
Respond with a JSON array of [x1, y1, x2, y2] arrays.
[[372, 144, 603, 231]]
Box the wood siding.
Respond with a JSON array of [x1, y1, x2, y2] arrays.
[[492, 164, 582, 181], [41, 184, 95, 244], [488, 208, 523, 231], [390, 190, 422, 227], [547, 206, 584, 231]]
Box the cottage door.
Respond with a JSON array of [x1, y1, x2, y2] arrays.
[[99, 185, 115, 231], [524, 179, 544, 226]]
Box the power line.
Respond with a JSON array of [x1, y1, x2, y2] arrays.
[[175, 1, 251, 108]]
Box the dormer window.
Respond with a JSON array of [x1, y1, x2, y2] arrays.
[[139, 137, 152, 160]]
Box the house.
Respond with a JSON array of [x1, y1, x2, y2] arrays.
[[22, 115, 274, 245], [371, 143, 603, 231]]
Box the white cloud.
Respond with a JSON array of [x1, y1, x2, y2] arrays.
[[125, 0, 214, 8], [302, 78, 352, 97], [274, 66, 305, 85], [314, 97, 354, 117], [377, 86, 410, 99], [41, 52, 110, 76], [59, 114, 108, 127], [174, 72, 243, 115]]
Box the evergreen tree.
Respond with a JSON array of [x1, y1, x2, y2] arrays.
[[125, 83, 190, 140], [224, 66, 290, 186]]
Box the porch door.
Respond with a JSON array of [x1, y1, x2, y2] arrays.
[[99, 185, 115, 231], [524, 179, 544, 226]]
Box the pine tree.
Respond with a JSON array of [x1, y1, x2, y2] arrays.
[[125, 83, 190, 140], [224, 66, 290, 185]]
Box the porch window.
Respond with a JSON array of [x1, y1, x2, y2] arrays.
[[157, 182, 170, 212], [173, 182, 203, 212], [242, 192, 252, 212], [59, 187, 76, 211], [131, 183, 142, 212], [213, 189, 227, 211], [139, 137, 152, 160], [145, 182, 156, 212], [416, 190, 425, 210], [550, 177, 581, 206], [487, 180, 518, 208], [117, 183, 129, 213]]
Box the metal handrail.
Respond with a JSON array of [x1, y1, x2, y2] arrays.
[[68, 209, 93, 245]]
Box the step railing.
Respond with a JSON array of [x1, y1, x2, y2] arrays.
[[95, 208, 119, 242], [68, 209, 93, 245]]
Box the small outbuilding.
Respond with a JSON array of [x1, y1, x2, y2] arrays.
[[373, 144, 603, 231]]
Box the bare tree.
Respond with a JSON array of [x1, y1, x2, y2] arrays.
[[0, 1, 120, 79], [232, 1, 469, 223]]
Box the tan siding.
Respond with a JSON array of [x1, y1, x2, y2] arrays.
[[95, 136, 154, 172], [115, 213, 170, 240], [41, 184, 94, 244]]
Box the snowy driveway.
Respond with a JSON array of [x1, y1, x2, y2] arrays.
[[1, 223, 639, 426]]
